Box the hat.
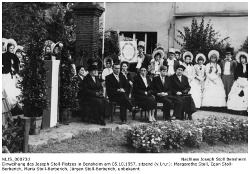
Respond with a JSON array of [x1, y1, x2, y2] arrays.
[[138, 41, 145, 48], [183, 51, 194, 62], [168, 48, 175, 54], [160, 65, 168, 71], [51, 41, 63, 53], [175, 49, 181, 54], [195, 53, 206, 63], [235, 51, 248, 63], [5, 39, 17, 53], [208, 50, 220, 60], [152, 49, 164, 59], [176, 65, 186, 71], [88, 65, 98, 71], [120, 61, 130, 67], [226, 47, 234, 55], [154, 45, 165, 52], [87, 57, 99, 65]]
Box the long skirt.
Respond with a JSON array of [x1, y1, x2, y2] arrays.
[[2, 73, 21, 108], [135, 95, 157, 111], [190, 79, 203, 108], [202, 77, 226, 107], [87, 97, 111, 121], [2, 90, 13, 127], [227, 78, 248, 111]]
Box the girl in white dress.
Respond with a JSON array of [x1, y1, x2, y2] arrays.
[[148, 49, 164, 76], [227, 52, 248, 111], [182, 51, 200, 108], [193, 53, 206, 108], [202, 50, 226, 107]]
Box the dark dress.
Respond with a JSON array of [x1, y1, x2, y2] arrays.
[[106, 73, 134, 122], [82, 74, 110, 122], [171, 74, 197, 119], [152, 75, 183, 120], [2, 52, 20, 74], [234, 63, 248, 80], [133, 75, 157, 111]]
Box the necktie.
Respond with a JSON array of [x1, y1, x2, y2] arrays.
[[116, 75, 119, 82]]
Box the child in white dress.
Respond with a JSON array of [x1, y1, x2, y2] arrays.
[[193, 53, 206, 108], [202, 50, 226, 107], [182, 51, 199, 108]]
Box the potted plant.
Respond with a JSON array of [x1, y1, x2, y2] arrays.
[[19, 31, 48, 135], [59, 49, 79, 124]]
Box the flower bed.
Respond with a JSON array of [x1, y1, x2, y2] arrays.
[[125, 116, 248, 153]]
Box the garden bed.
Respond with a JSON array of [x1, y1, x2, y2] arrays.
[[29, 116, 248, 153]]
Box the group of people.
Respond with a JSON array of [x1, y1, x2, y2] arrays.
[[2, 38, 24, 126], [74, 41, 248, 126]]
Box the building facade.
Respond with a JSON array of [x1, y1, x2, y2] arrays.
[[99, 2, 248, 54]]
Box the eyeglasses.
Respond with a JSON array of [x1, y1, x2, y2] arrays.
[[140, 70, 147, 72]]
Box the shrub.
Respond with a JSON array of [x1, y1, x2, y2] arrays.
[[175, 17, 230, 63], [125, 116, 248, 153]]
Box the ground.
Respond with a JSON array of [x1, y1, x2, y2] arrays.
[[28, 108, 248, 153]]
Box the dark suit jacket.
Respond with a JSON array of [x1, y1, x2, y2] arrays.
[[121, 71, 134, 92], [234, 63, 248, 79], [105, 73, 128, 101], [171, 74, 191, 95], [133, 75, 154, 97], [220, 60, 237, 75], [2, 52, 20, 74], [142, 54, 152, 69], [82, 74, 103, 98], [152, 75, 173, 97], [163, 59, 180, 72]]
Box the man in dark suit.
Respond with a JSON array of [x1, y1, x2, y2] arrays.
[[152, 66, 183, 121], [106, 63, 138, 124], [171, 65, 197, 120]]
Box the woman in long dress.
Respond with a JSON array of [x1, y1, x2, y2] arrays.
[[227, 52, 248, 111], [193, 53, 206, 108], [202, 50, 226, 107], [2, 39, 21, 108], [182, 51, 200, 108]]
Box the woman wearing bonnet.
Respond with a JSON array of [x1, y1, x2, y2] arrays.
[[227, 51, 248, 111], [202, 50, 226, 107]]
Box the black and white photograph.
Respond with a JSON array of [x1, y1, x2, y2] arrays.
[[1, 1, 249, 173]]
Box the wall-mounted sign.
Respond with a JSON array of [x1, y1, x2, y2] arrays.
[[120, 41, 137, 62]]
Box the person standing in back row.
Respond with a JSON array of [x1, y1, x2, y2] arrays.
[[220, 47, 237, 100]]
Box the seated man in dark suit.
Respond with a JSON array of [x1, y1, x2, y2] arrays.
[[171, 65, 197, 120], [106, 63, 139, 124], [152, 66, 183, 121]]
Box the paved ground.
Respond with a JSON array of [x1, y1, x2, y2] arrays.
[[28, 109, 247, 151]]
